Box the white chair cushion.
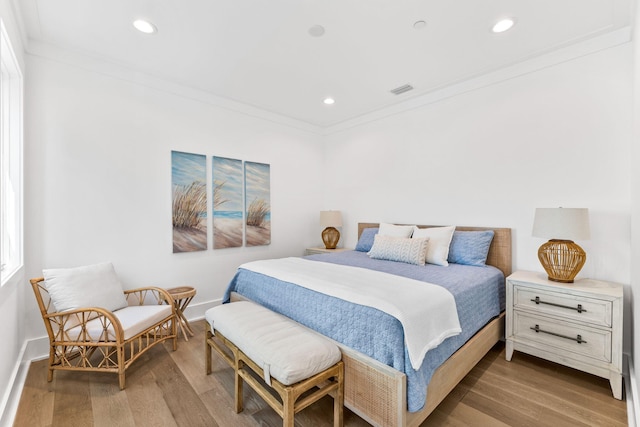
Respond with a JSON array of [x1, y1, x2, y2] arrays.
[[43, 262, 128, 312], [67, 305, 173, 342], [206, 301, 341, 386]]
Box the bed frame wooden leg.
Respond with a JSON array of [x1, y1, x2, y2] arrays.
[[334, 364, 344, 427]]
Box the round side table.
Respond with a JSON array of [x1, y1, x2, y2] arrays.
[[166, 286, 197, 341]]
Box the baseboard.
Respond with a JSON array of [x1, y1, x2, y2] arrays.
[[0, 340, 30, 427], [628, 354, 639, 427], [0, 331, 54, 427], [184, 297, 221, 322]]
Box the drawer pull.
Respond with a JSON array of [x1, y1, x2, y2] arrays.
[[530, 324, 587, 344], [531, 296, 587, 313]]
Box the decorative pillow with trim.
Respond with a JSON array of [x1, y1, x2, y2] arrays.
[[448, 230, 495, 266], [43, 262, 128, 312], [368, 235, 430, 265], [412, 226, 456, 266]]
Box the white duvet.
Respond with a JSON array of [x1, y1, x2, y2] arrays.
[[239, 257, 462, 370]]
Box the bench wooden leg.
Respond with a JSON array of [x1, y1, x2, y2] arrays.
[[205, 324, 212, 375], [235, 359, 244, 413], [283, 388, 295, 427]]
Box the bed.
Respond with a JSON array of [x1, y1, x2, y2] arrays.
[[226, 223, 512, 427]]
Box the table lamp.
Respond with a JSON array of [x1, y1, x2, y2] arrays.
[[532, 207, 590, 283], [320, 211, 342, 249]]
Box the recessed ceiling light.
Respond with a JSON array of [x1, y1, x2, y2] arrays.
[[492, 18, 515, 33], [133, 19, 157, 34], [323, 97, 335, 105], [413, 21, 427, 30], [309, 25, 325, 37]]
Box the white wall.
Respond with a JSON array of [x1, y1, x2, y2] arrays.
[[22, 53, 325, 342], [324, 43, 633, 336]]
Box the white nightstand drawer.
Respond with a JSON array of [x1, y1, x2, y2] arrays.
[[514, 285, 612, 327], [513, 311, 612, 363]]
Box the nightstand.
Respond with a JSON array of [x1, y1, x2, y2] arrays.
[[304, 247, 351, 256], [505, 270, 623, 399]]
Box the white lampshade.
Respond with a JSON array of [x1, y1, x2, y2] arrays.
[[532, 208, 590, 241], [320, 211, 342, 228]]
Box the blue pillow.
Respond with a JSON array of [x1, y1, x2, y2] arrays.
[[447, 230, 494, 266], [355, 228, 379, 252]]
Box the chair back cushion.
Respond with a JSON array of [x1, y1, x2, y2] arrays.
[[43, 262, 128, 312]]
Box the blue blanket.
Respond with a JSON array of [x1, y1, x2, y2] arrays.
[[223, 250, 504, 412]]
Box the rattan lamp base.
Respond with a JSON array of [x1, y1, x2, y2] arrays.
[[322, 227, 340, 249], [538, 239, 586, 283]]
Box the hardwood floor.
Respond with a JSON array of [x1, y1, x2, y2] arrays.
[[14, 320, 627, 426]]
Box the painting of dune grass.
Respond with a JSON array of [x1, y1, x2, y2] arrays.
[[212, 156, 243, 249], [172, 151, 207, 253], [244, 161, 271, 246]]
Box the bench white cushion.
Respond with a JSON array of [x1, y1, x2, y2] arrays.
[[206, 301, 341, 386]]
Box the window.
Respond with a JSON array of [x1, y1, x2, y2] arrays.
[[0, 21, 23, 286]]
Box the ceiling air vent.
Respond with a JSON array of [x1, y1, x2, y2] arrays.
[[390, 84, 414, 95]]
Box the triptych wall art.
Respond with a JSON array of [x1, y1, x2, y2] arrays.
[[171, 151, 271, 253]]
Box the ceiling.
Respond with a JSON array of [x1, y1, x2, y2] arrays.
[[17, 0, 632, 128]]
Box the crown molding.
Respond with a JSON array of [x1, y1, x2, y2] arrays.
[[25, 40, 325, 136], [323, 26, 632, 136], [23, 24, 631, 138]]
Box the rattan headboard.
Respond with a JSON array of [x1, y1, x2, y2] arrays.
[[358, 223, 512, 278]]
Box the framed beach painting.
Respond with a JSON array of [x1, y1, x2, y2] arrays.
[[244, 161, 271, 246], [212, 156, 244, 249], [171, 151, 207, 253]]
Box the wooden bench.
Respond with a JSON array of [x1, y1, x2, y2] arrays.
[[205, 301, 344, 427]]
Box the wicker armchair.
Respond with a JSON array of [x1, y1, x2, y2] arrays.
[[30, 276, 177, 389]]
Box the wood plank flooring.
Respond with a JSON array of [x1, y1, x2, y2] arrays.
[[14, 320, 627, 426]]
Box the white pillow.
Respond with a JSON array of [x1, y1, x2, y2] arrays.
[[412, 226, 456, 266], [378, 223, 415, 238], [43, 262, 128, 312], [368, 235, 430, 265]]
